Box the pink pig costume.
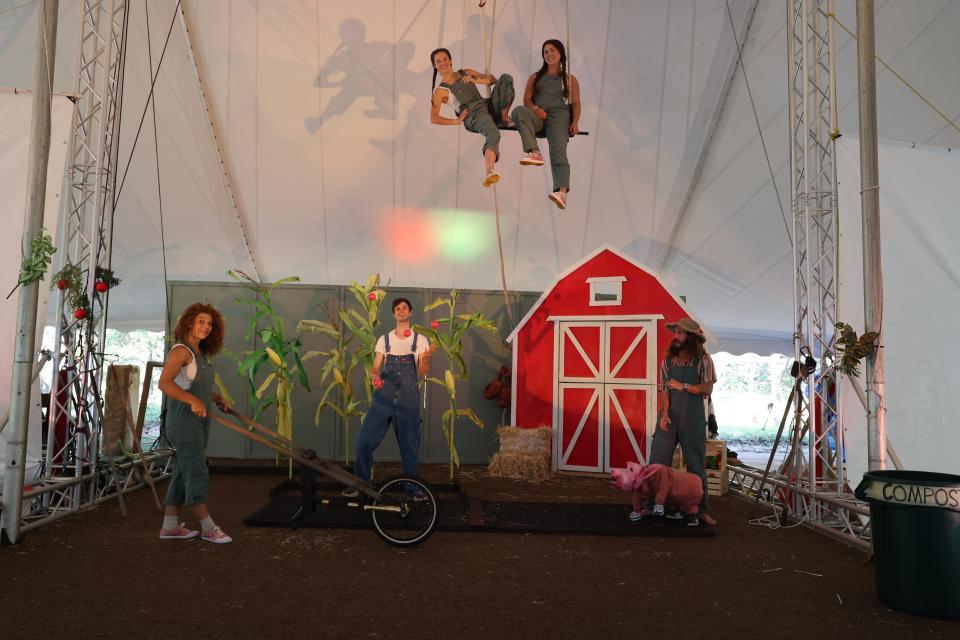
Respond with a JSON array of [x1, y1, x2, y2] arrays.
[[611, 462, 703, 515]]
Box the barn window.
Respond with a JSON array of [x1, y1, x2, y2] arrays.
[[586, 276, 626, 306]]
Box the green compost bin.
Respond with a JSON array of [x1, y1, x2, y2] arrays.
[[855, 470, 960, 618]]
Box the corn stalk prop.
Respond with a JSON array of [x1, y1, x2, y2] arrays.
[[228, 270, 315, 473], [298, 274, 385, 464], [413, 290, 497, 481]]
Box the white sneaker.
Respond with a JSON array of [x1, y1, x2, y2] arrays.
[[483, 170, 501, 187], [201, 526, 233, 544], [652, 504, 665, 516], [548, 191, 567, 209], [519, 153, 545, 166]]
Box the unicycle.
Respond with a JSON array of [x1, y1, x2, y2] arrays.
[[367, 475, 439, 547]]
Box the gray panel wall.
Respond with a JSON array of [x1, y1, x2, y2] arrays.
[[167, 281, 539, 465]]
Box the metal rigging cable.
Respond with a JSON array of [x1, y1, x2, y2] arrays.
[[723, 0, 792, 246]]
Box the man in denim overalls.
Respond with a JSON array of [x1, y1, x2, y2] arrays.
[[648, 317, 718, 526], [345, 298, 435, 495]]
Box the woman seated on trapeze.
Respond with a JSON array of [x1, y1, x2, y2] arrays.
[[430, 47, 515, 188], [511, 39, 581, 210]]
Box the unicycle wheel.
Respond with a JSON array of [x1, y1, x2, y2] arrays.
[[369, 476, 438, 547]]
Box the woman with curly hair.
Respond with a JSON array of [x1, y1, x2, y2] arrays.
[[157, 303, 233, 543]]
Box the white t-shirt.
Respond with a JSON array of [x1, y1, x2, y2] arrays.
[[433, 86, 461, 115], [375, 330, 430, 361]]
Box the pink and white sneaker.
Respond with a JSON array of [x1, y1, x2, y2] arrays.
[[519, 152, 545, 166], [158, 523, 199, 541], [201, 526, 233, 544]]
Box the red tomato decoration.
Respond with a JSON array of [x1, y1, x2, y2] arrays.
[[403, 329, 411, 337], [56, 279, 70, 291], [73, 308, 87, 320], [430, 320, 439, 329], [95, 281, 109, 293], [368, 292, 376, 301]]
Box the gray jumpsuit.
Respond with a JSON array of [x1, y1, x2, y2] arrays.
[[163, 345, 212, 507], [511, 73, 571, 192], [648, 357, 709, 514], [440, 69, 515, 161]]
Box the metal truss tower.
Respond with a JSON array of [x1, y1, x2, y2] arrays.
[[2, 0, 169, 541], [729, 0, 871, 550]]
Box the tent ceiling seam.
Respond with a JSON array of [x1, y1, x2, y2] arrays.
[[177, 0, 262, 281], [650, 0, 760, 272]]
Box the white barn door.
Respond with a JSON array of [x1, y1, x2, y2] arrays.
[[555, 319, 657, 473]]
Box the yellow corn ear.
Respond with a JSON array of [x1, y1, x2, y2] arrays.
[[444, 369, 456, 399], [265, 347, 283, 367], [333, 367, 344, 385]]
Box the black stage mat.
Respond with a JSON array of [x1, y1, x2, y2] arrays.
[[267, 479, 463, 498], [243, 494, 715, 537]]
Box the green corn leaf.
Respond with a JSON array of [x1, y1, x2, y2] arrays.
[[426, 376, 447, 389], [213, 373, 235, 407], [268, 275, 300, 291], [235, 297, 271, 312], [338, 310, 358, 333], [456, 408, 484, 429], [350, 287, 371, 309], [293, 350, 310, 391], [349, 309, 368, 329], [424, 297, 450, 312], [453, 352, 467, 379], [298, 319, 342, 339], [255, 372, 278, 398]]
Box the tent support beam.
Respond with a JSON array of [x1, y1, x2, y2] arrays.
[[1, 0, 59, 545], [176, 3, 263, 281], [855, 0, 885, 471]]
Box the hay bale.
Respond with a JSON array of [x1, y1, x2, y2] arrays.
[[487, 426, 553, 481]]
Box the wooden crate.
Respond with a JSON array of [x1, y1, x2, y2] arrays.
[[671, 439, 729, 496]]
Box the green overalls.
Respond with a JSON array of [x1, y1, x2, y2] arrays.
[[649, 357, 708, 513], [163, 344, 212, 507], [511, 73, 571, 192], [440, 70, 515, 161]]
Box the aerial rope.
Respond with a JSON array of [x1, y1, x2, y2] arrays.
[[479, 0, 515, 327]]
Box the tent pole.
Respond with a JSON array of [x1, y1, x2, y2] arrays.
[[1, 0, 59, 545], [855, 0, 885, 472]]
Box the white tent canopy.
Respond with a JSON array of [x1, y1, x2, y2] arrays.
[[1, 0, 959, 358]]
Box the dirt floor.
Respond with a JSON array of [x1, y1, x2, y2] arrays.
[[2, 463, 958, 640]]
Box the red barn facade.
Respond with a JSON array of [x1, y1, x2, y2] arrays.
[[507, 246, 701, 474]]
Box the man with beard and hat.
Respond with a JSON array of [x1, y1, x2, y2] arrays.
[[648, 317, 717, 526]]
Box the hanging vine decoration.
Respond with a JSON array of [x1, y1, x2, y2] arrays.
[[7, 227, 57, 299], [95, 266, 121, 292], [834, 322, 879, 378], [49, 262, 91, 319]]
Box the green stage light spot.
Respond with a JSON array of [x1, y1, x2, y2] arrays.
[[431, 208, 493, 261]]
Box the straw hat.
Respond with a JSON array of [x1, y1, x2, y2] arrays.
[[666, 317, 706, 343]]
